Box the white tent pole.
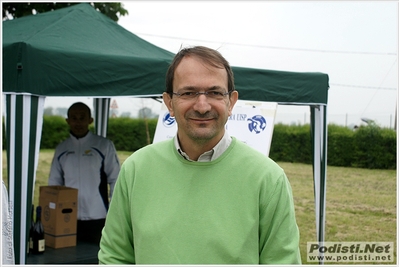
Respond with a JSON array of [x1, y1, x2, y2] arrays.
[[19, 96, 31, 264], [313, 105, 328, 264], [313, 107, 321, 241], [5, 94, 45, 264], [320, 105, 328, 243], [93, 98, 110, 137]]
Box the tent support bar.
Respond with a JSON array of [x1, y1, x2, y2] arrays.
[[94, 98, 110, 137], [311, 105, 328, 264], [5, 94, 45, 264]]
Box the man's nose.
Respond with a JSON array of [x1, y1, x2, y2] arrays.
[[193, 94, 211, 114]]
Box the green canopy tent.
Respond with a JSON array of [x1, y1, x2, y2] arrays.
[[3, 3, 329, 264]]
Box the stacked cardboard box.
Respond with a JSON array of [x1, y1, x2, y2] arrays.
[[39, 186, 78, 249]]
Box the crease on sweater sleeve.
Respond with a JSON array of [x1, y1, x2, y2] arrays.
[[258, 171, 301, 264], [98, 160, 136, 264]]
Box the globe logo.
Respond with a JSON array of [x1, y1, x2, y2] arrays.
[[163, 112, 176, 127], [247, 115, 267, 134]]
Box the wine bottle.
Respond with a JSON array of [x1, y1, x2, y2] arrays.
[[29, 205, 34, 254], [32, 206, 45, 254]]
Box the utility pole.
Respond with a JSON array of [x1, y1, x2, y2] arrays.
[[110, 99, 118, 118]]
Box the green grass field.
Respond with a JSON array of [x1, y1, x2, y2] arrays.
[[2, 149, 397, 264]]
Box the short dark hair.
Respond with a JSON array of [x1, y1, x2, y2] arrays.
[[165, 46, 235, 96], [67, 102, 92, 118]]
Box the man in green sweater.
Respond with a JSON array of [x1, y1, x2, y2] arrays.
[[98, 46, 301, 264]]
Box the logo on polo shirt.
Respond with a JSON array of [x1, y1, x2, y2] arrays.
[[83, 149, 93, 156]]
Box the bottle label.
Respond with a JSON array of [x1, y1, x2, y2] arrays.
[[38, 239, 45, 252]]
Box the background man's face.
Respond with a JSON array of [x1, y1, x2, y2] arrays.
[[66, 106, 93, 138]]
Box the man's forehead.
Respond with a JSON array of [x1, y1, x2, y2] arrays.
[[175, 56, 227, 79], [69, 108, 89, 116], [70, 108, 87, 113], [179, 55, 224, 69]]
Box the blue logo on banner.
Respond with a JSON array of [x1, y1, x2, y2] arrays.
[[163, 112, 176, 127], [247, 115, 266, 134]]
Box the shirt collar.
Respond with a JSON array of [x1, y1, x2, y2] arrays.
[[174, 131, 232, 162], [70, 130, 92, 141]]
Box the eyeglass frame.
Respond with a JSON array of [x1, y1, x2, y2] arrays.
[[172, 90, 233, 100]]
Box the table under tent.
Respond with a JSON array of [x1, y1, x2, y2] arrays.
[[3, 3, 329, 264]]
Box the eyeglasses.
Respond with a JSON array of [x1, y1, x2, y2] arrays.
[[172, 90, 231, 101]]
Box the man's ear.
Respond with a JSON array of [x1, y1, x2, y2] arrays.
[[163, 92, 175, 117], [228, 90, 239, 116], [89, 117, 94, 125]]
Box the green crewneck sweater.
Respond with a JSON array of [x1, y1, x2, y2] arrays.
[[98, 137, 301, 264]]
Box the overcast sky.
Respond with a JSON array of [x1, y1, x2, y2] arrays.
[[45, 1, 398, 128]]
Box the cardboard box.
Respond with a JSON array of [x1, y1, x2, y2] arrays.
[[39, 186, 78, 249]]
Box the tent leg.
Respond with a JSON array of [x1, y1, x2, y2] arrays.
[[311, 105, 328, 264], [93, 98, 110, 137], [5, 94, 45, 264]]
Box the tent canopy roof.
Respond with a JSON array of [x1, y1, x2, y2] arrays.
[[233, 66, 329, 105], [3, 3, 329, 105]]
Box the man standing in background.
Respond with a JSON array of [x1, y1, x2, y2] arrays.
[[49, 102, 120, 244]]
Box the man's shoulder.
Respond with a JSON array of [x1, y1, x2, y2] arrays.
[[231, 138, 268, 159], [230, 137, 283, 171], [89, 132, 116, 144], [123, 139, 174, 165], [134, 139, 173, 155], [55, 132, 114, 149], [90, 132, 109, 140], [55, 136, 73, 148]]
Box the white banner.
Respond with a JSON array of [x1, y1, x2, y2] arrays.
[[153, 100, 278, 156]]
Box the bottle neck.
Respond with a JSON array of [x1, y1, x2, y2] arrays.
[[36, 207, 42, 222]]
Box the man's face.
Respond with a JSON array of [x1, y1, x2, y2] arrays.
[[66, 106, 93, 138], [163, 55, 238, 147]]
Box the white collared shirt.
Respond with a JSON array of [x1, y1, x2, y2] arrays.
[[174, 131, 232, 162]]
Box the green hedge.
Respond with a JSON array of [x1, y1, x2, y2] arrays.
[[41, 116, 70, 149], [38, 116, 157, 152], [326, 124, 355, 167], [269, 123, 396, 169], [2, 117, 396, 169], [107, 117, 157, 152], [269, 124, 312, 164], [352, 125, 397, 169]]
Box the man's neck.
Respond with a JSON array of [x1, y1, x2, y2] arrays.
[[71, 130, 89, 139], [177, 133, 223, 161]]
